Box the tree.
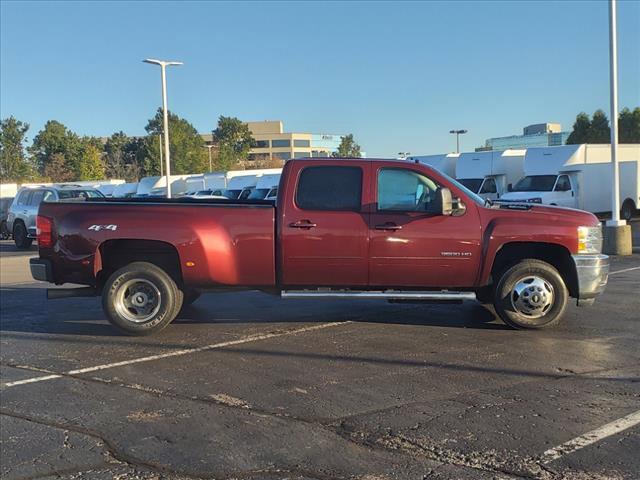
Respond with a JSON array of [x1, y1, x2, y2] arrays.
[[566, 112, 591, 145], [78, 143, 105, 180], [105, 132, 144, 181], [144, 109, 209, 175], [29, 120, 82, 176], [332, 134, 361, 158], [619, 107, 640, 143], [588, 109, 610, 143], [43, 153, 74, 182], [212, 116, 253, 169], [0, 116, 33, 181]]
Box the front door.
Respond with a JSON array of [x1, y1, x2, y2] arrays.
[[280, 163, 371, 286], [368, 166, 482, 288], [552, 174, 576, 207]]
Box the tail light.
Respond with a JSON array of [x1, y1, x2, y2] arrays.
[[36, 215, 53, 248]]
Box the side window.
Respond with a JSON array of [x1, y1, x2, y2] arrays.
[[555, 175, 571, 192], [377, 168, 439, 212], [480, 178, 497, 194], [296, 166, 362, 211], [17, 190, 32, 206], [30, 190, 45, 206], [43, 191, 55, 202]]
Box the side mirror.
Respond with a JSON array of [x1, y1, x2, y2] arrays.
[[507, 183, 513, 192], [428, 187, 453, 215]]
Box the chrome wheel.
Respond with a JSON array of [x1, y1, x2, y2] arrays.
[[510, 275, 554, 318], [114, 278, 161, 323]]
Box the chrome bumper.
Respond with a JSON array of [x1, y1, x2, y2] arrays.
[[572, 254, 609, 306]]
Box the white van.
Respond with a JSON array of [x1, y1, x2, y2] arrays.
[[500, 144, 640, 220], [409, 153, 459, 178], [136, 175, 190, 197], [248, 173, 281, 200], [112, 183, 139, 198], [456, 150, 525, 201]]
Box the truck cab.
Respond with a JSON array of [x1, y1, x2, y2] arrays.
[[502, 173, 576, 207]]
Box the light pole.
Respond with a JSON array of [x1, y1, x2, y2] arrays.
[[449, 129, 468, 153], [203, 145, 215, 172], [143, 58, 183, 198], [158, 134, 163, 177]]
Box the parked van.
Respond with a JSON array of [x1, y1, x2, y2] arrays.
[[136, 175, 190, 197], [226, 174, 258, 200], [248, 173, 281, 200], [112, 183, 139, 198], [409, 153, 459, 177], [455, 150, 525, 201], [500, 144, 640, 220]]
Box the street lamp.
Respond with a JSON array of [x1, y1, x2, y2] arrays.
[[449, 129, 468, 154], [203, 145, 215, 172], [143, 58, 183, 198]]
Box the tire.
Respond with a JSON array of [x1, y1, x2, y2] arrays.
[[493, 259, 568, 329], [621, 199, 635, 222], [13, 222, 32, 249], [102, 262, 183, 335], [182, 289, 201, 306]]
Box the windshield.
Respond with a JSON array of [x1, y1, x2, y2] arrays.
[[196, 190, 213, 196], [435, 170, 485, 207], [458, 178, 483, 193], [226, 189, 241, 199], [248, 188, 270, 200], [513, 175, 557, 192], [58, 189, 105, 199]]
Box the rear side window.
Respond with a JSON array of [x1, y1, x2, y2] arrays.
[[17, 190, 32, 205], [555, 175, 571, 192], [29, 190, 45, 206], [296, 166, 362, 211]]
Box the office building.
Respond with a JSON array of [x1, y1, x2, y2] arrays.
[[480, 123, 570, 151]]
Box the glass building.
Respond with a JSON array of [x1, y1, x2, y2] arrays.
[[485, 131, 570, 151]]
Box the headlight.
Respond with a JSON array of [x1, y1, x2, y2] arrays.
[[527, 197, 542, 203], [578, 226, 603, 254]]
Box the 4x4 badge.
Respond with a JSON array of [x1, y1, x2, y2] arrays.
[[88, 224, 118, 232]]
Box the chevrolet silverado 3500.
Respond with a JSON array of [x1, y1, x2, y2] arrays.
[[30, 158, 609, 335]]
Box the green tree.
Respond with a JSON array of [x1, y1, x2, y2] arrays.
[[566, 112, 591, 145], [105, 132, 144, 181], [212, 116, 253, 169], [588, 109, 611, 143], [332, 134, 362, 158], [144, 109, 208, 175], [0, 116, 33, 181], [78, 143, 105, 180], [29, 120, 82, 176], [619, 107, 640, 143]]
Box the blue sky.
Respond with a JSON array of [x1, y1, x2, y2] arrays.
[[1, 1, 639, 157]]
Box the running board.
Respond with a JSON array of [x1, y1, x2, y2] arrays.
[[281, 290, 476, 301], [47, 287, 97, 300]]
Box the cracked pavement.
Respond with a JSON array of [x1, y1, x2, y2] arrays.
[[1, 239, 639, 479]]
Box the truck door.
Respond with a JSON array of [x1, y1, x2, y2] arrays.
[[280, 162, 371, 286], [368, 166, 481, 288], [552, 174, 576, 208]]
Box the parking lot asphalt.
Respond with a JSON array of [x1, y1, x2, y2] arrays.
[[1, 238, 639, 480]]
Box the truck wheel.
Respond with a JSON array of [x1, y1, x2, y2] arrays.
[[621, 199, 635, 221], [13, 222, 32, 249], [493, 259, 567, 329], [102, 262, 183, 335]]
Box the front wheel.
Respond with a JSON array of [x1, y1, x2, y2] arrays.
[[493, 259, 568, 329], [102, 262, 183, 335], [621, 199, 636, 222]]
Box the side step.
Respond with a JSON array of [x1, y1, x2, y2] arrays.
[[281, 290, 476, 301], [47, 287, 97, 300]]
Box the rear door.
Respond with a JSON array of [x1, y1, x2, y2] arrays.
[[26, 189, 45, 235], [280, 162, 371, 286], [368, 165, 482, 288]]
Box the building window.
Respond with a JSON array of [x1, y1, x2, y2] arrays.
[[296, 166, 362, 211], [254, 140, 269, 148], [293, 151, 310, 158], [274, 152, 291, 160], [293, 139, 310, 148], [271, 139, 291, 148], [311, 151, 329, 157]]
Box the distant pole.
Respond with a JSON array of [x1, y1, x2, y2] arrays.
[[158, 134, 163, 177], [143, 58, 183, 198], [607, 0, 623, 226], [449, 129, 468, 153], [204, 145, 215, 172]]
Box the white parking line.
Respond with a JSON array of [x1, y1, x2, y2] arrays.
[[609, 266, 640, 275], [541, 410, 640, 464], [1, 322, 348, 389]]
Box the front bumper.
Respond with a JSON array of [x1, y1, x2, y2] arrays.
[[30, 258, 53, 282], [572, 254, 609, 306]]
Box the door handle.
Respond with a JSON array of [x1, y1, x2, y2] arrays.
[[375, 223, 402, 231], [289, 220, 317, 229]]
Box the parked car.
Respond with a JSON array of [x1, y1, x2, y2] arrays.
[[30, 158, 608, 335], [7, 184, 104, 249]]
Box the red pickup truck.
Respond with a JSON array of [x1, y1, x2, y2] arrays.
[[30, 158, 609, 335]]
